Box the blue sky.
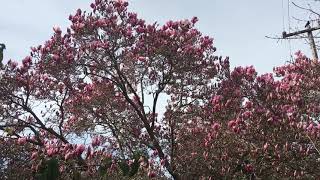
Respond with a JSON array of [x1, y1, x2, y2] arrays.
[[0, 0, 318, 74]]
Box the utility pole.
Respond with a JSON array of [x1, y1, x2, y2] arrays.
[[0, 43, 5, 69], [282, 25, 320, 62]]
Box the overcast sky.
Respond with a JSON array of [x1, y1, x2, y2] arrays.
[[0, 0, 318, 74]]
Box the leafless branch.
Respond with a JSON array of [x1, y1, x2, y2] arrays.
[[292, 1, 320, 17]]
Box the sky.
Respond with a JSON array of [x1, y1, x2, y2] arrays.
[[0, 0, 318, 74]]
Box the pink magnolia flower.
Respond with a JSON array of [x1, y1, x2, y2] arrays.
[[307, 123, 314, 131], [211, 123, 220, 131], [31, 47, 37, 52], [75, 144, 86, 155], [90, 3, 96, 9], [137, 56, 146, 62], [204, 140, 209, 147], [8, 60, 18, 69], [22, 56, 32, 65], [211, 95, 222, 104], [244, 101, 253, 109], [17, 137, 27, 145], [72, 23, 85, 31], [95, 19, 107, 27], [126, 28, 133, 37], [263, 143, 269, 151], [160, 159, 166, 166], [31, 151, 38, 159], [152, 150, 158, 157], [203, 151, 209, 160], [86, 146, 93, 159], [92, 136, 101, 147], [148, 171, 156, 178], [245, 164, 254, 173], [47, 148, 55, 156], [53, 26, 62, 34], [191, 16, 198, 24], [227, 120, 236, 128], [245, 66, 256, 77], [64, 152, 73, 160], [52, 54, 60, 61], [242, 111, 252, 119], [190, 152, 197, 157]]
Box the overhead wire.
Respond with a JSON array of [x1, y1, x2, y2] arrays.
[[282, 0, 285, 32], [287, 0, 294, 62], [282, 0, 293, 62]]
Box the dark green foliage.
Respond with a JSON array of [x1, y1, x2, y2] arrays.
[[128, 153, 141, 177], [98, 156, 113, 177], [118, 152, 141, 177], [36, 158, 60, 180], [128, 159, 140, 177], [118, 160, 130, 176]]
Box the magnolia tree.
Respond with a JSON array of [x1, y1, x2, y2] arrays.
[[1, 0, 320, 179], [174, 52, 320, 179], [0, 0, 227, 179]]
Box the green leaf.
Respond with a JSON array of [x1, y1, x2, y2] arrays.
[[35, 172, 48, 180], [118, 160, 130, 176], [35, 160, 48, 180], [46, 158, 59, 180], [36, 158, 59, 180], [98, 166, 107, 177], [129, 159, 140, 177], [102, 157, 113, 169], [98, 157, 113, 177]]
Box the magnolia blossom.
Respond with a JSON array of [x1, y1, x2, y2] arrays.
[[75, 144, 86, 155], [53, 26, 62, 34], [31, 151, 38, 159], [17, 137, 27, 145], [91, 136, 101, 147]]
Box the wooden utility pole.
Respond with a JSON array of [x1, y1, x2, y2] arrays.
[[282, 25, 320, 62]]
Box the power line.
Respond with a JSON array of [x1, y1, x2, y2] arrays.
[[282, 0, 286, 32], [287, 0, 294, 62]]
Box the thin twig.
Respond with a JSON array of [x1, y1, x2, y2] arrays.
[[306, 134, 320, 156], [292, 2, 320, 16]]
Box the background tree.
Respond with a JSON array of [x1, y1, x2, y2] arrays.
[[173, 51, 320, 179]]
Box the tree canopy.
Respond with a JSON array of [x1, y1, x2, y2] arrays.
[[1, 0, 320, 179]]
